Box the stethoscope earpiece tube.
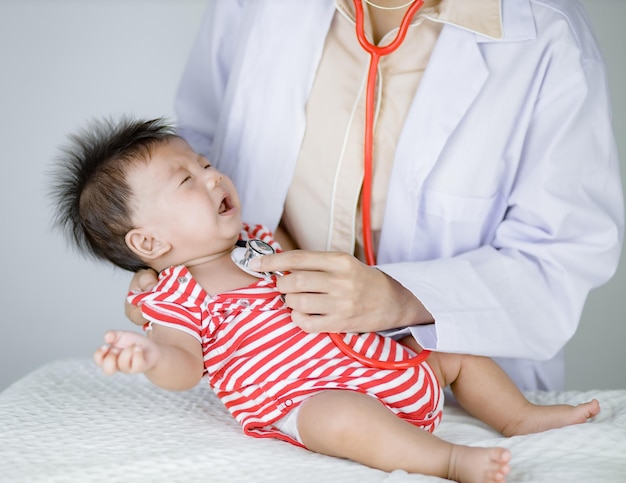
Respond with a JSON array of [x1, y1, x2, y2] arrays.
[[330, 0, 430, 369], [353, 0, 424, 266]]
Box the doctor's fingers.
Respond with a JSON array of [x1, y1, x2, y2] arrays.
[[291, 311, 337, 334], [284, 290, 368, 330], [249, 249, 358, 274], [275, 268, 338, 295], [290, 304, 380, 334], [283, 289, 336, 315], [288, 298, 353, 334]]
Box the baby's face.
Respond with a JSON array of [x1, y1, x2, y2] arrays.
[[127, 137, 242, 262]]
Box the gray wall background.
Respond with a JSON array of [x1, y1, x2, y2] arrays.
[[0, 0, 624, 392]]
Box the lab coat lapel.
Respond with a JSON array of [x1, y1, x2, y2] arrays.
[[403, 24, 489, 184], [379, 25, 489, 262], [379, 0, 536, 262]]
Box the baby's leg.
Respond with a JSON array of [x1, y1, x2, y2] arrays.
[[402, 338, 600, 436], [297, 390, 511, 483]]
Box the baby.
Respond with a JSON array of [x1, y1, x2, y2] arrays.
[[52, 117, 600, 483]]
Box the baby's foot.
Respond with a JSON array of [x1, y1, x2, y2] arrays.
[[448, 445, 511, 483], [504, 399, 600, 436]]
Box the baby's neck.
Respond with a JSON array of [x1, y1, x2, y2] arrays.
[[184, 251, 225, 269], [184, 249, 259, 295]]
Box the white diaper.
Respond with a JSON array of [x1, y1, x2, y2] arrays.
[[272, 405, 303, 444]]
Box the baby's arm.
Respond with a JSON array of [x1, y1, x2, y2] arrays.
[[93, 325, 204, 391]]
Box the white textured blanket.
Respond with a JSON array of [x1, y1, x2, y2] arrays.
[[1, 359, 625, 482]]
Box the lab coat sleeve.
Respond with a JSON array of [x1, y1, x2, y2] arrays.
[[380, 22, 623, 362], [174, 1, 245, 158]]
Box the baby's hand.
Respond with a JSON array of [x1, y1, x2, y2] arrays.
[[125, 269, 158, 326], [93, 330, 161, 375]]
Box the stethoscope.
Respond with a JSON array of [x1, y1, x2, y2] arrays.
[[345, 0, 431, 368], [232, 238, 430, 369], [353, 0, 425, 266]]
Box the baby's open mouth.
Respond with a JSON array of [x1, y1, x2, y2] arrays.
[[219, 195, 233, 214]]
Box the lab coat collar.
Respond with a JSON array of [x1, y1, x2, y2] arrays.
[[336, 0, 536, 42], [427, 0, 504, 40], [476, 0, 536, 43], [423, 0, 536, 43]]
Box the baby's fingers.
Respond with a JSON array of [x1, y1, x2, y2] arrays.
[[94, 331, 156, 375], [94, 345, 146, 375], [116, 345, 149, 373], [93, 344, 109, 367], [95, 345, 123, 375]]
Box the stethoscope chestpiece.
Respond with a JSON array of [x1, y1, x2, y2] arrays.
[[242, 239, 275, 265], [231, 239, 283, 278]]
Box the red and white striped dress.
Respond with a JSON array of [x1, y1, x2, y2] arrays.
[[129, 225, 443, 447]]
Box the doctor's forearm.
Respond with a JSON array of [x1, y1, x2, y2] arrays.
[[378, 254, 574, 360], [381, 271, 434, 328]]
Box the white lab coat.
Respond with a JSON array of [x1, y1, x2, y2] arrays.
[[175, 0, 623, 390]]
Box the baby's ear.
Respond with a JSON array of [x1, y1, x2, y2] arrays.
[[125, 229, 171, 261]]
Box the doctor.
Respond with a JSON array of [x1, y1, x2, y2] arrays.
[[131, 0, 623, 390]]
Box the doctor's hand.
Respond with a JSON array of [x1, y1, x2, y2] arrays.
[[125, 269, 158, 326], [248, 250, 433, 334]]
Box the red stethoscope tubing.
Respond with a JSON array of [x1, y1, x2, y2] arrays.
[[328, 0, 430, 370], [354, 0, 425, 267], [329, 332, 430, 369]]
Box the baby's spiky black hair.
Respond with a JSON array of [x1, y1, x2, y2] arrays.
[[51, 116, 177, 271]]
